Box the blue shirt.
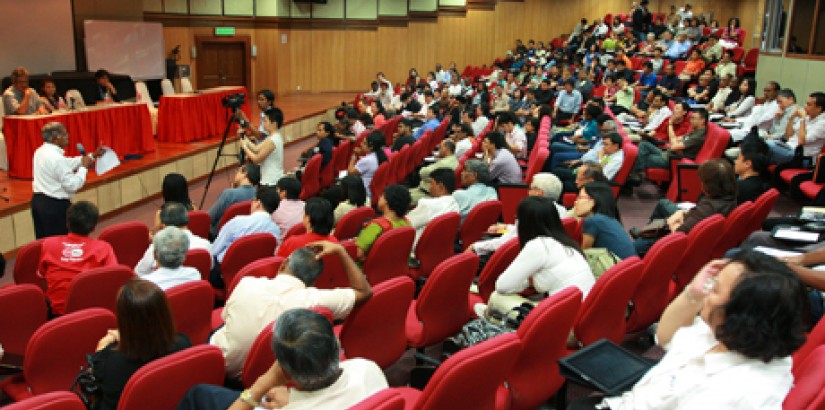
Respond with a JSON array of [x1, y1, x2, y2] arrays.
[[207, 185, 256, 234], [582, 214, 637, 259], [414, 118, 441, 140], [211, 211, 280, 262], [637, 72, 658, 95], [554, 89, 583, 114], [665, 39, 692, 59], [453, 183, 498, 219]]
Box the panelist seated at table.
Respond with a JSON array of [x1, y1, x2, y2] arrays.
[[2, 66, 47, 115], [39, 78, 62, 113], [93, 69, 120, 104]]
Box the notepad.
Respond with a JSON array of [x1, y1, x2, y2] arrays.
[[95, 147, 120, 176]]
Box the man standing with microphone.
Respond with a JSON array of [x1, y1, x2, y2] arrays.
[[31, 122, 103, 238]]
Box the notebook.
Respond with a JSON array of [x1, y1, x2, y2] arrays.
[[558, 339, 655, 396]]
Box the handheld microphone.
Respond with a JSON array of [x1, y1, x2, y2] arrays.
[[76, 143, 86, 155]]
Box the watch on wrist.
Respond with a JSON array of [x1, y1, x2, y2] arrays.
[[239, 389, 260, 407]]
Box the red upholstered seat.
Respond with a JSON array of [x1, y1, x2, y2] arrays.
[[216, 232, 278, 300], [64, 264, 135, 314], [780, 169, 810, 184], [241, 321, 276, 388], [217, 200, 251, 232], [337, 276, 415, 368], [800, 181, 825, 200], [746, 188, 779, 236], [710, 201, 755, 259], [793, 314, 825, 378], [410, 212, 460, 280], [784, 345, 825, 410], [0, 284, 47, 358], [627, 233, 688, 333], [667, 215, 725, 302], [460, 200, 502, 247], [183, 248, 212, 281], [333, 206, 375, 241], [299, 154, 323, 200], [97, 222, 150, 268], [187, 210, 211, 240], [468, 238, 520, 318], [0, 308, 116, 402], [407, 253, 479, 348], [497, 185, 529, 225], [349, 389, 406, 410], [390, 333, 522, 410], [282, 223, 307, 241], [117, 345, 225, 410], [498, 287, 582, 410], [167, 280, 214, 345], [363, 226, 415, 286], [3, 391, 86, 410], [573, 257, 644, 348], [13, 239, 46, 290]]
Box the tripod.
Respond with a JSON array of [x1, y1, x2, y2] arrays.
[[199, 107, 243, 210]]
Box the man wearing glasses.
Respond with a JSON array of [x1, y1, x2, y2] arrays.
[[3, 67, 47, 115]]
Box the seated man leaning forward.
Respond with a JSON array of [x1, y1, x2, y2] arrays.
[[209, 241, 372, 379], [181, 308, 387, 410]]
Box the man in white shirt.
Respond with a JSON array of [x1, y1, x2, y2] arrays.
[[407, 168, 460, 247], [467, 173, 567, 256], [644, 93, 673, 131], [727, 81, 781, 142], [498, 111, 527, 159], [768, 92, 825, 165], [452, 122, 475, 159], [209, 241, 373, 378], [410, 140, 459, 205], [31, 122, 102, 239], [142, 226, 201, 291], [135, 202, 211, 276], [183, 308, 387, 410]]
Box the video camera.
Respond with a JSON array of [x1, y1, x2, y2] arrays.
[[222, 93, 246, 110]]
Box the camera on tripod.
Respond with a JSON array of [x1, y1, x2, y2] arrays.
[[221, 93, 246, 110]]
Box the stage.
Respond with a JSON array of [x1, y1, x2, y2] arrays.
[[0, 92, 353, 255]]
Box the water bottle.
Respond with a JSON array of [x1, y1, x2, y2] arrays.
[[58, 97, 66, 111]]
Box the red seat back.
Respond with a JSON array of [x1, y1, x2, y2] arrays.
[[562, 217, 583, 245], [5, 308, 116, 399], [711, 201, 755, 259], [350, 390, 405, 410], [283, 223, 307, 241], [793, 312, 825, 377], [611, 141, 638, 197], [410, 253, 479, 348], [183, 248, 212, 281], [504, 288, 582, 410], [314, 242, 359, 289], [227, 256, 284, 297], [333, 206, 375, 241], [411, 333, 522, 410], [241, 321, 275, 388], [219, 232, 278, 290], [97, 222, 150, 268], [747, 188, 779, 236], [339, 276, 415, 368], [743, 48, 759, 70], [497, 185, 529, 225], [574, 257, 643, 347], [3, 391, 86, 410], [64, 265, 135, 314], [524, 149, 549, 184], [475, 238, 520, 303], [14, 239, 46, 290], [186, 211, 211, 241], [784, 345, 825, 410], [117, 345, 225, 410], [217, 200, 251, 232], [627, 233, 688, 333], [299, 154, 323, 200], [321, 146, 339, 189], [0, 284, 47, 357], [333, 140, 352, 174], [363, 226, 415, 286], [166, 281, 214, 345], [369, 162, 391, 206], [460, 200, 502, 246], [670, 215, 725, 297], [413, 212, 461, 279]]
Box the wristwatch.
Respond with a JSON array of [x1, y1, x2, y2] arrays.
[[239, 389, 260, 407]]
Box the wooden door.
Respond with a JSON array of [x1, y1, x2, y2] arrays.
[[195, 35, 251, 91]]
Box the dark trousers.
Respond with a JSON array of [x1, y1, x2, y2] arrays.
[[31, 193, 70, 239], [176, 384, 239, 410]]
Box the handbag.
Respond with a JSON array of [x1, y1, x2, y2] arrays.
[[635, 219, 669, 239], [584, 248, 621, 279], [70, 354, 100, 410]]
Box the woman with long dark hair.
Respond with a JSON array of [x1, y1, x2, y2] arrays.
[[574, 182, 636, 259], [333, 174, 368, 223], [495, 196, 594, 297], [725, 78, 756, 119], [91, 280, 191, 410], [152, 173, 196, 235], [347, 130, 387, 198]]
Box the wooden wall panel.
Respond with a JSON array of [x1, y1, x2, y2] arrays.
[[342, 30, 379, 91], [311, 30, 347, 90]]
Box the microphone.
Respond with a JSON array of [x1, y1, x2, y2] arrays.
[[76, 143, 86, 156]]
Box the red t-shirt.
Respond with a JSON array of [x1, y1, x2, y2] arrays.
[[651, 116, 692, 141], [276, 233, 339, 258], [39, 233, 118, 314]]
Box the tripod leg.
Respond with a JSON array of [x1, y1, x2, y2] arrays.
[[200, 110, 240, 209]]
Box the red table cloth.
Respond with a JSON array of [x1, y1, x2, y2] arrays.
[[156, 86, 251, 143], [3, 103, 155, 179]]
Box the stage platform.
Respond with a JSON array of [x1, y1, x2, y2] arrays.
[[0, 92, 353, 255]]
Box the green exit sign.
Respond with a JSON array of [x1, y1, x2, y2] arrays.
[[214, 27, 236, 36]]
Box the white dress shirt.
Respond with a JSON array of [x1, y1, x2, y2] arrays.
[[506, 126, 528, 159], [32, 143, 87, 199], [455, 138, 473, 159], [142, 266, 201, 291], [210, 274, 356, 377], [472, 116, 490, 137], [731, 100, 779, 142], [604, 318, 793, 410], [645, 106, 673, 131], [495, 236, 594, 297], [275, 359, 388, 410], [134, 230, 212, 276], [406, 195, 460, 246], [788, 112, 825, 156]]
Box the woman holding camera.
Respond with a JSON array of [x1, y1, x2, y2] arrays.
[[242, 109, 285, 186]]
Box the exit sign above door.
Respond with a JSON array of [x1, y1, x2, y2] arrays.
[[214, 27, 236, 36]]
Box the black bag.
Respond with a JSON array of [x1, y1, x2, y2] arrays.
[[70, 354, 100, 410], [636, 219, 670, 239]]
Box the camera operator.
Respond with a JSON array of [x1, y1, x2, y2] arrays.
[[236, 89, 282, 141], [242, 108, 284, 187]]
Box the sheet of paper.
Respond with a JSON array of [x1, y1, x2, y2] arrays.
[[753, 246, 803, 258], [95, 147, 120, 176], [774, 229, 820, 242]]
